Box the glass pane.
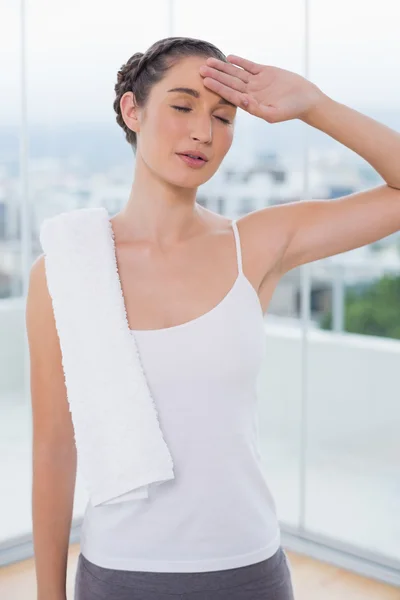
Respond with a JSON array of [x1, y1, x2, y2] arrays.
[[305, 0, 400, 561], [0, 1, 31, 544]]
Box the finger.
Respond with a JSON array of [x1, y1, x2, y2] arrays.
[[200, 66, 246, 94], [202, 77, 249, 110], [203, 57, 250, 84], [226, 54, 261, 75]]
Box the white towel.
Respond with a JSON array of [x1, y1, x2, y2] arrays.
[[39, 207, 175, 507]]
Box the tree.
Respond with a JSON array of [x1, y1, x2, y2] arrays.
[[320, 274, 400, 339]]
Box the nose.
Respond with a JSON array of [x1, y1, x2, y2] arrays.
[[190, 115, 213, 144]]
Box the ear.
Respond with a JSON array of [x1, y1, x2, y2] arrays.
[[120, 92, 141, 134]]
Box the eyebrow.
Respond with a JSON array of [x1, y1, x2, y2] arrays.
[[167, 87, 236, 108]]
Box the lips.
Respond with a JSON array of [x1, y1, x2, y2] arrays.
[[177, 151, 208, 162], [176, 154, 208, 168], [181, 154, 205, 162]]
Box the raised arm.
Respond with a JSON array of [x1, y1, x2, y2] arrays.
[[26, 255, 77, 600], [200, 55, 400, 278]]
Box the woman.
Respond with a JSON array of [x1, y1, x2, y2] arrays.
[[26, 36, 400, 600]]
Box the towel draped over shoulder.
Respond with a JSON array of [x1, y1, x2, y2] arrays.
[[39, 207, 175, 507]]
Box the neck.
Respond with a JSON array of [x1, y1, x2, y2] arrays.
[[115, 152, 204, 244]]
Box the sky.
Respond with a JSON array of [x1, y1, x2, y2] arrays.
[[1, 0, 400, 125]]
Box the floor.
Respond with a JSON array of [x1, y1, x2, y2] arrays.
[[0, 544, 399, 600]]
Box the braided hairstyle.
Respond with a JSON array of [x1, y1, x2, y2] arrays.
[[113, 36, 227, 152]]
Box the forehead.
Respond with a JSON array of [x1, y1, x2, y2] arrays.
[[157, 55, 237, 109]]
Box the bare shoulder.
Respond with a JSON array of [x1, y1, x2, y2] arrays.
[[26, 254, 49, 312], [198, 205, 286, 310], [28, 252, 46, 285], [234, 206, 290, 288], [26, 253, 58, 344]]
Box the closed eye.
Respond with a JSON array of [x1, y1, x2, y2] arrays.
[[171, 106, 232, 125]]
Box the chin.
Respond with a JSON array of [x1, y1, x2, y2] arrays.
[[166, 167, 213, 187]]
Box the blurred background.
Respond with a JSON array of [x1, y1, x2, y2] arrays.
[[0, 0, 399, 595]]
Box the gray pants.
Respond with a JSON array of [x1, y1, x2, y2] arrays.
[[74, 546, 295, 599]]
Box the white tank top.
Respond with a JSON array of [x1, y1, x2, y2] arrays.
[[80, 220, 281, 573]]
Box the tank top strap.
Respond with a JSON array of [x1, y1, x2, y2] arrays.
[[231, 220, 243, 276]]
